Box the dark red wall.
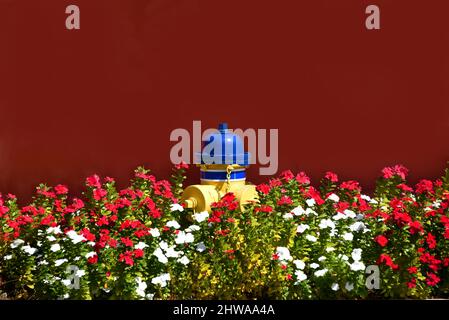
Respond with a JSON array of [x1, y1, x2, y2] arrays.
[[1, 0, 449, 201]]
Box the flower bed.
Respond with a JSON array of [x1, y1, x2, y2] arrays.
[[1, 164, 449, 299]]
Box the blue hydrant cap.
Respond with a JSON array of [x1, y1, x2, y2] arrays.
[[195, 123, 250, 166]]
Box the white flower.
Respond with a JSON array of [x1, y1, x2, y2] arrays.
[[351, 248, 363, 262], [165, 246, 181, 258], [310, 263, 320, 269], [10, 239, 24, 249], [349, 221, 367, 233], [175, 231, 194, 244], [135, 277, 148, 297], [193, 211, 209, 223], [319, 219, 335, 230], [50, 243, 61, 252], [185, 225, 200, 232], [170, 203, 184, 212], [345, 282, 354, 291], [88, 241, 96, 247], [47, 226, 62, 235], [149, 228, 160, 237], [135, 242, 148, 250], [61, 279, 72, 287], [146, 293, 155, 300], [331, 283, 339, 291], [340, 254, 349, 261], [326, 247, 335, 253], [360, 194, 371, 202], [74, 256, 80, 261], [350, 261, 366, 272], [178, 256, 190, 265], [332, 212, 346, 220], [283, 212, 293, 220], [342, 232, 354, 241], [3, 255, 12, 260], [293, 260, 305, 270], [37, 241, 42, 247], [291, 206, 306, 216], [276, 247, 292, 261], [295, 270, 307, 282], [196, 242, 206, 252], [159, 241, 169, 251], [305, 235, 317, 242], [318, 256, 326, 262], [306, 198, 316, 207], [38, 260, 48, 266], [66, 230, 86, 244], [343, 209, 356, 219], [76, 270, 86, 277], [151, 273, 171, 287], [135, 277, 147, 298], [296, 224, 310, 234], [327, 193, 340, 202], [314, 269, 328, 277], [166, 220, 181, 229], [369, 198, 378, 205], [55, 258, 68, 266], [305, 208, 317, 216], [47, 235, 57, 242], [85, 252, 96, 259], [153, 248, 168, 264], [22, 245, 37, 255]]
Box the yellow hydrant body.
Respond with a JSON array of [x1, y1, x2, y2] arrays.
[[181, 124, 258, 212]]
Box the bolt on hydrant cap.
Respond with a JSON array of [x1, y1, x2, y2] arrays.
[[218, 123, 228, 132]]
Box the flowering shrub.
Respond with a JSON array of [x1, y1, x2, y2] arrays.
[[1, 164, 449, 299]]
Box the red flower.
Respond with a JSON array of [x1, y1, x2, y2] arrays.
[[121, 237, 134, 247], [277, 196, 293, 206], [416, 180, 433, 194], [280, 170, 294, 181], [324, 171, 338, 183], [81, 228, 96, 242], [86, 175, 101, 188], [426, 273, 440, 286], [108, 238, 118, 248], [382, 167, 395, 179], [93, 188, 107, 201], [375, 235, 389, 247], [87, 255, 98, 264], [255, 205, 273, 213], [393, 165, 409, 180], [340, 180, 360, 192], [426, 233, 437, 249], [269, 178, 282, 188], [256, 184, 271, 195], [407, 278, 416, 288], [379, 254, 399, 270], [397, 184, 413, 192], [119, 251, 134, 266], [286, 274, 292, 280], [272, 254, 279, 260], [295, 172, 310, 185], [407, 266, 418, 274], [408, 220, 423, 235], [54, 184, 68, 195], [133, 249, 144, 258], [175, 161, 189, 170]]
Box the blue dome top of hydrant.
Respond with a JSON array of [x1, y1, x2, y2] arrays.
[[196, 123, 250, 166]]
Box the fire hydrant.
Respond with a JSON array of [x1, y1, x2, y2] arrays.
[[181, 123, 258, 212]]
